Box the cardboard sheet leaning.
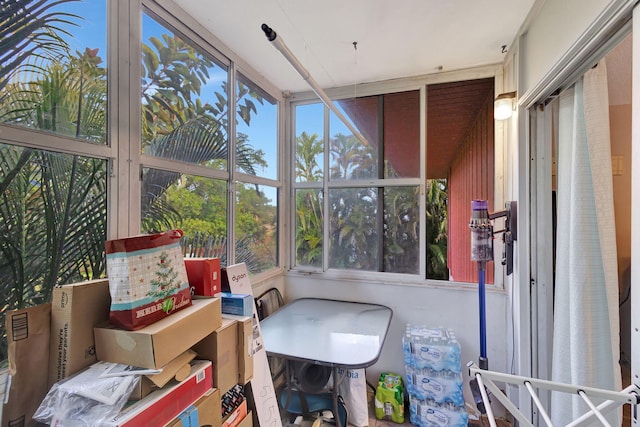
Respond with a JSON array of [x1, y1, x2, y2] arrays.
[[224, 263, 282, 427]]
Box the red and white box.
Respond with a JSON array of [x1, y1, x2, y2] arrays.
[[185, 258, 221, 297], [107, 360, 213, 427], [222, 400, 248, 427]]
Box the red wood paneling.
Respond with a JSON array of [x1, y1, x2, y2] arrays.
[[447, 92, 495, 283]]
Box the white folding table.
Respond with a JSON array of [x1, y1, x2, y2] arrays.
[[260, 298, 393, 427]]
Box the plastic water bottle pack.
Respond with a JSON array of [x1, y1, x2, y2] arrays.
[[409, 395, 469, 427], [402, 325, 462, 372], [403, 324, 466, 426], [405, 365, 464, 405]]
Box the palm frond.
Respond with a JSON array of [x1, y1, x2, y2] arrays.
[[0, 0, 81, 91]]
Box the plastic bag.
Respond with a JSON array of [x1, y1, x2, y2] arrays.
[[33, 363, 140, 426], [337, 368, 368, 426]]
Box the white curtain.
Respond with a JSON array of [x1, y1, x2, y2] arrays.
[[551, 59, 621, 425]]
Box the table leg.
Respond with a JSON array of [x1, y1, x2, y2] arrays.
[[331, 367, 348, 427]]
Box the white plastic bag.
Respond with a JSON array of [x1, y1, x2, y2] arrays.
[[33, 363, 140, 426], [337, 368, 368, 426]]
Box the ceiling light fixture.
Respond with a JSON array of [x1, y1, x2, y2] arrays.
[[261, 23, 368, 145], [494, 91, 517, 120]]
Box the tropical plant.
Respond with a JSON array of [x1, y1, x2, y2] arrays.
[[296, 131, 323, 182], [383, 186, 420, 274], [0, 0, 79, 94], [329, 133, 376, 180], [329, 186, 379, 270], [327, 133, 379, 270], [294, 132, 324, 266], [295, 189, 323, 267], [0, 45, 108, 361], [425, 178, 448, 279], [139, 31, 269, 239]]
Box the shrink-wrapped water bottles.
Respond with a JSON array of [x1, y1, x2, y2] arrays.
[[405, 365, 464, 405], [403, 325, 462, 372], [403, 325, 467, 427]]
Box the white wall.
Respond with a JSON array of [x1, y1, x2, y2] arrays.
[[520, 0, 612, 96], [281, 274, 509, 409]]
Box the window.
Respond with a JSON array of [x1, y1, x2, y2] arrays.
[[293, 78, 496, 282], [0, 0, 109, 363], [294, 91, 421, 273], [139, 10, 280, 275]]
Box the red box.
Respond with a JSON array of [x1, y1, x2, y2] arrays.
[[185, 258, 221, 297], [109, 360, 213, 427], [222, 400, 248, 427]]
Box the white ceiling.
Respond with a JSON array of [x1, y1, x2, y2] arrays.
[[173, 0, 537, 94]]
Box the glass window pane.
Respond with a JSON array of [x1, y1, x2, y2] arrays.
[[425, 179, 449, 280], [295, 189, 323, 268], [428, 78, 495, 283], [329, 103, 378, 180], [295, 103, 324, 182], [236, 183, 278, 273], [0, 143, 107, 361], [329, 188, 379, 270], [384, 186, 420, 274], [0, 1, 108, 144], [236, 74, 277, 180], [141, 168, 228, 262], [141, 12, 228, 170], [383, 91, 420, 178]]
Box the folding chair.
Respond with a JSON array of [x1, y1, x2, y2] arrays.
[[255, 288, 287, 388]]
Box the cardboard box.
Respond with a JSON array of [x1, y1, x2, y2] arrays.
[[49, 279, 111, 387], [193, 317, 239, 394], [185, 258, 221, 297], [238, 411, 252, 427], [222, 400, 248, 427], [222, 314, 254, 384], [129, 349, 197, 400], [3, 304, 50, 427], [108, 360, 213, 427], [95, 298, 221, 369], [220, 293, 253, 316], [166, 388, 221, 427]]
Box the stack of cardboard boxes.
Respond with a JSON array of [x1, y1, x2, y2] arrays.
[[5, 257, 255, 427]]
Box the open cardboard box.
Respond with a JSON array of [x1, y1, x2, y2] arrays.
[[95, 298, 221, 369], [129, 349, 198, 400]]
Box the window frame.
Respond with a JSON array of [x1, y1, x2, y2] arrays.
[[288, 66, 506, 288]]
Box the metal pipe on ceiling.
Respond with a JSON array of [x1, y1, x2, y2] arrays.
[[261, 23, 368, 146]]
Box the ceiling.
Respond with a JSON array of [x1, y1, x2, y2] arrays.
[[172, 0, 536, 176], [173, 0, 537, 94]]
